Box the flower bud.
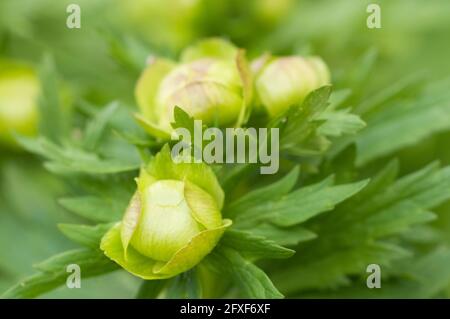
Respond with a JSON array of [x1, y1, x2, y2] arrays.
[[253, 55, 330, 117], [135, 38, 250, 137], [101, 145, 231, 279], [0, 60, 39, 147]]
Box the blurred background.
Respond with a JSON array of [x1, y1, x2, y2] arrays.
[[1, 0, 449, 297]]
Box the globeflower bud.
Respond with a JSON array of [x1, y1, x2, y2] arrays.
[[135, 38, 251, 137], [0, 60, 39, 147], [100, 145, 231, 279], [253, 55, 330, 117]]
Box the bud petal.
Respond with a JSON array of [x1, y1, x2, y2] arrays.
[[131, 179, 203, 261], [254, 56, 331, 117], [134, 38, 249, 137], [156, 58, 243, 130]]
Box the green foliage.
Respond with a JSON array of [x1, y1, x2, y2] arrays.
[[2, 0, 450, 300], [2, 249, 118, 299], [206, 247, 284, 299]]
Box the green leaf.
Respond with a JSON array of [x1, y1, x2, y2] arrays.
[[226, 166, 299, 217], [207, 247, 283, 299], [58, 223, 114, 249], [37, 54, 70, 142], [221, 230, 295, 260], [171, 106, 196, 134], [165, 270, 201, 299], [58, 196, 124, 222], [83, 102, 119, 151], [17, 136, 140, 175], [273, 242, 410, 295], [355, 73, 424, 115], [249, 223, 317, 246], [356, 90, 450, 166], [2, 249, 118, 298], [136, 280, 167, 299], [318, 109, 366, 137], [328, 89, 352, 110], [280, 86, 331, 147], [273, 163, 450, 296], [300, 247, 450, 299], [364, 202, 436, 237], [234, 177, 369, 227]]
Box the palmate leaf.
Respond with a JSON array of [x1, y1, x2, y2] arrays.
[[165, 270, 201, 299], [225, 165, 367, 248], [249, 223, 317, 247], [356, 86, 450, 166], [2, 249, 118, 299], [58, 223, 114, 249], [278, 86, 331, 154], [317, 109, 366, 137], [225, 166, 300, 217], [298, 247, 450, 299], [171, 106, 196, 135], [271, 162, 450, 296], [58, 196, 125, 223], [274, 242, 410, 295], [206, 247, 283, 299], [221, 230, 295, 260], [275, 86, 365, 157], [83, 102, 119, 151], [17, 136, 140, 175], [231, 175, 368, 228]]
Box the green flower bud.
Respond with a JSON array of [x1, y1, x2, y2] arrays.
[[135, 38, 251, 137], [0, 60, 39, 147], [101, 145, 231, 279], [253, 55, 330, 117]]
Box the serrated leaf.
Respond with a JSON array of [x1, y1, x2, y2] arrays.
[[226, 166, 299, 217], [171, 106, 196, 133], [234, 178, 369, 227], [18, 136, 140, 175], [207, 247, 283, 299], [58, 196, 124, 222], [44, 158, 139, 175], [280, 86, 332, 146], [356, 91, 450, 165], [58, 223, 114, 249], [300, 247, 450, 299], [83, 102, 119, 151], [221, 230, 295, 260], [249, 223, 317, 246], [364, 202, 436, 237], [318, 109, 366, 137], [328, 89, 352, 110], [2, 249, 118, 298], [34, 249, 112, 273], [273, 242, 409, 295]]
